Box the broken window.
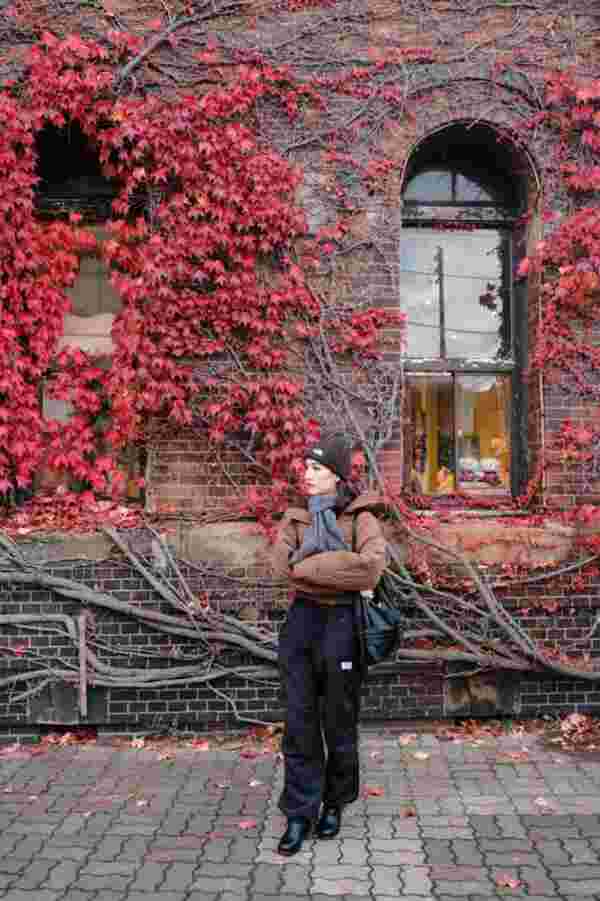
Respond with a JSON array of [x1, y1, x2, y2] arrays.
[[401, 123, 529, 498]]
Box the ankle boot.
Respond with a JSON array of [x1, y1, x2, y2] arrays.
[[316, 804, 341, 839], [277, 816, 312, 856]]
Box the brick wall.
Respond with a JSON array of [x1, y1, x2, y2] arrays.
[[3, 556, 600, 732]]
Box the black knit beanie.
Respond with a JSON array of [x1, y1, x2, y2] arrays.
[[304, 434, 353, 482]]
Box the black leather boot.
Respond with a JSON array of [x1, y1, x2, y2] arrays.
[[316, 804, 341, 839], [277, 817, 312, 856]]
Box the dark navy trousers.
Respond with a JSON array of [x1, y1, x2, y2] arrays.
[[278, 599, 363, 821]]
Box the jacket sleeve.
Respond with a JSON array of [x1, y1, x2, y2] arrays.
[[270, 511, 298, 582], [291, 511, 387, 592]]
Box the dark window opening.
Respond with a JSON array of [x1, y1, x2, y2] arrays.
[[34, 120, 118, 222]]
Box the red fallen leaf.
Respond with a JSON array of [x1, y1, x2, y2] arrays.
[[399, 805, 417, 818], [238, 819, 257, 830], [503, 751, 530, 762], [0, 743, 24, 757], [495, 874, 522, 889], [362, 785, 385, 797], [190, 739, 210, 751]]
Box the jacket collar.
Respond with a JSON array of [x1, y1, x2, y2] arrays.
[[286, 491, 386, 524]]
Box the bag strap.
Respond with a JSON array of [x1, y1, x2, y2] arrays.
[[351, 512, 358, 553]]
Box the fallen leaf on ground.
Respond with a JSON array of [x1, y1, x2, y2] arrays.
[[362, 785, 385, 797], [413, 751, 430, 761], [399, 805, 417, 818], [238, 819, 258, 830], [503, 751, 530, 762], [495, 874, 521, 889], [131, 737, 146, 750], [0, 743, 23, 757], [190, 739, 210, 751], [398, 734, 417, 746]]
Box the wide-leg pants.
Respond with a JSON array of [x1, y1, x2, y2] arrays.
[[278, 598, 363, 821]]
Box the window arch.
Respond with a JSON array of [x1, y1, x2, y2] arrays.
[[400, 122, 534, 499]]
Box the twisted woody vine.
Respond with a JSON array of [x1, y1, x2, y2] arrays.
[[2, 0, 600, 717]]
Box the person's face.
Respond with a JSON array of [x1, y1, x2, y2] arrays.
[[303, 459, 339, 496]]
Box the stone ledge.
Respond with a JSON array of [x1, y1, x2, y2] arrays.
[[11, 515, 592, 572]]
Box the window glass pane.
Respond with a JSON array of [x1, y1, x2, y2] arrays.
[[407, 374, 454, 495], [456, 374, 511, 493], [403, 170, 452, 202], [406, 373, 512, 496], [455, 173, 496, 203], [400, 228, 510, 360]]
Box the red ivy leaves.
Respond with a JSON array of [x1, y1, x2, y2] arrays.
[[0, 33, 396, 510]]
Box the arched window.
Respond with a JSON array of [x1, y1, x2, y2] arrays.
[[401, 122, 531, 498]]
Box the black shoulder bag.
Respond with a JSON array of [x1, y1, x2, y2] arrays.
[[352, 513, 404, 674]]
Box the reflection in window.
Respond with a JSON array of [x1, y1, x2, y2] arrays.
[[403, 168, 501, 204], [408, 374, 511, 495], [400, 229, 510, 360]]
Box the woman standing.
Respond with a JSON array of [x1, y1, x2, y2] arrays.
[[271, 434, 386, 856]]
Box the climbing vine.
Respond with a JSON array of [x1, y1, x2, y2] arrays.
[[2, 1, 600, 716]]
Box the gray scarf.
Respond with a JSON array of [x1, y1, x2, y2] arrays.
[[289, 494, 348, 566]]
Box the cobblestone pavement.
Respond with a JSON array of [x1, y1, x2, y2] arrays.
[[2, 725, 600, 900]]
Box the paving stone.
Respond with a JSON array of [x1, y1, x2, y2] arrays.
[[517, 868, 559, 894], [371, 867, 402, 894], [0, 892, 63, 901], [189, 876, 248, 895], [430, 866, 488, 881], [311, 878, 370, 896], [126, 894, 187, 901], [550, 865, 600, 878], [371, 849, 426, 865], [196, 861, 252, 879], [160, 862, 197, 890], [281, 864, 311, 893], [369, 838, 423, 852], [252, 862, 282, 894], [127, 862, 166, 891], [36, 844, 90, 862], [5, 820, 58, 836], [79, 861, 136, 876], [57, 891, 102, 901], [557, 881, 600, 894], [73, 875, 133, 892], [312, 865, 370, 881], [433, 881, 495, 895], [485, 852, 543, 866], [402, 866, 434, 895], [46, 861, 81, 890], [185, 894, 219, 901], [6, 860, 56, 888]]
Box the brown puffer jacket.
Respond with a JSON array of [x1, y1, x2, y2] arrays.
[[270, 492, 387, 603]]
